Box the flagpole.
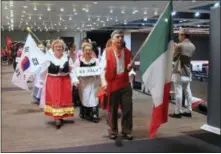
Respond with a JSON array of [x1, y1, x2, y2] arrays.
[[26, 27, 45, 47], [131, 1, 172, 64]]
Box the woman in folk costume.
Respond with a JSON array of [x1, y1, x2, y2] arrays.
[[38, 39, 76, 129], [74, 43, 100, 123]]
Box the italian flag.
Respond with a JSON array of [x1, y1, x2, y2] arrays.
[[139, 1, 173, 138]]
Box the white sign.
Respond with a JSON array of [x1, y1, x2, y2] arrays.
[[75, 66, 101, 77]]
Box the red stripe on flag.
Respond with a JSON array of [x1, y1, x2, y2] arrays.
[[148, 82, 171, 138]]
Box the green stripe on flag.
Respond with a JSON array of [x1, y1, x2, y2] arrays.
[[140, 1, 173, 75]]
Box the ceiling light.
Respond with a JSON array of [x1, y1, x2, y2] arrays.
[[142, 23, 145, 26], [197, 25, 200, 27], [39, 16, 42, 20], [69, 16, 72, 20], [22, 10, 26, 13], [115, 18, 118, 22], [143, 9, 147, 15], [143, 17, 147, 21], [106, 17, 109, 21], [121, 9, 125, 14], [165, 18, 168, 22], [4, 6, 8, 10], [124, 20, 127, 25], [60, 8, 64, 12], [171, 11, 176, 16], [85, 9, 89, 12], [29, 16, 31, 20], [74, 12, 78, 15], [21, 15, 25, 17], [110, 8, 113, 13], [73, 8, 76, 12], [214, 2, 220, 8], [97, 17, 100, 21], [26, 22, 28, 25], [34, 22, 36, 25], [34, 6, 37, 11], [60, 17, 62, 20], [192, 0, 196, 2], [154, 9, 158, 15], [195, 12, 200, 17], [47, 6, 51, 11], [88, 17, 91, 21], [23, 5, 28, 8]]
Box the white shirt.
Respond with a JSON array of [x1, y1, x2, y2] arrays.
[[100, 49, 125, 86]]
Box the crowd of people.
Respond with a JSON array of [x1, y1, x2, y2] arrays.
[[8, 30, 135, 140], [3, 28, 196, 141]]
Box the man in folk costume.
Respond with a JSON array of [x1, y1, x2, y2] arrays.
[[100, 30, 133, 140], [74, 43, 100, 123], [170, 28, 195, 118], [38, 39, 76, 129]]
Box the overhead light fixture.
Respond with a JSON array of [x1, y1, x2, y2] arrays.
[[165, 18, 168, 22], [154, 9, 158, 15], [195, 12, 200, 17], [142, 23, 145, 26], [214, 2, 220, 8], [29, 16, 31, 20], [192, 0, 196, 2], [88, 17, 91, 21], [132, 8, 138, 14], [97, 16, 100, 21], [143, 9, 147, 15], [115, 18, 118, 22], [69, 16, 72, 20], [73, 8, 76, 12], [60, 8, 64, 12], [143, 17, 147, 21], [21, 15, 25, 17], [172, 11, 176, 16], [47, 6, 51, 11], [23, 5, 28, 8], [34, 6, 37, 11], [197, 25, 200, 27], [74, 12, 78, 15], [39, 16, 42, 20], [121, 8, 125, 14], [4, 6, 8, 10], [22, 10, 26, 14], [110, 8, 113, 13]]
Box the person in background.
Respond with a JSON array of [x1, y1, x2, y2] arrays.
[[74, 43, 100, 123], [91, 41, 99, 58], [100, 30, 133, 140], [77, 38, 91, 58], [32, 43, 46, 105], [68, 42, 81, 107], [37, 39, 76, 129], [169, 28, 195, 118]]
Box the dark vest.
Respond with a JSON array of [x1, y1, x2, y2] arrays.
[[80, 60, 96, 67], [48, 60, 69, 74]]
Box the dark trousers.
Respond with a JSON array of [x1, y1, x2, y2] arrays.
[[108, 84, 133, 135], [72, 86, 81, 107]]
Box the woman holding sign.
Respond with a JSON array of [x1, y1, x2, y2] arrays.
[[74, 43, 100, 123], [38, 39, 77, 129]]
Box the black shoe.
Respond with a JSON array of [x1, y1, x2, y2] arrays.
[[182, 112, 192, 117], [169, 113, 182, 118], [122, 133, 133, 140], [55, 120, 62, 129]]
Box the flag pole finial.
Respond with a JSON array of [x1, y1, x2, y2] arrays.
[[26, 27, 31, 33]]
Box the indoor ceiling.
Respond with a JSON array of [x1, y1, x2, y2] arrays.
[[1, 0, 219, 32]]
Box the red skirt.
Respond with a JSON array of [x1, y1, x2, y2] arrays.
[[44, 75, 74, 120]]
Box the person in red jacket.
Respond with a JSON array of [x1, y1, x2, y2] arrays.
[[100, 30, 133, 140]]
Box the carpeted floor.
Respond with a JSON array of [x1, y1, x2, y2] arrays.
[[32, 131, 220, 153]]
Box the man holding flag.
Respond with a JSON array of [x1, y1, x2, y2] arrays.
[[138, 0, 174, 137]]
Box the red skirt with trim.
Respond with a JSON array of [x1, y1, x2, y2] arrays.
[[44, 75, 74, 120]]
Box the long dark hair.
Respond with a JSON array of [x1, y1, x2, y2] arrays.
[[91, 41, 99, 57]]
